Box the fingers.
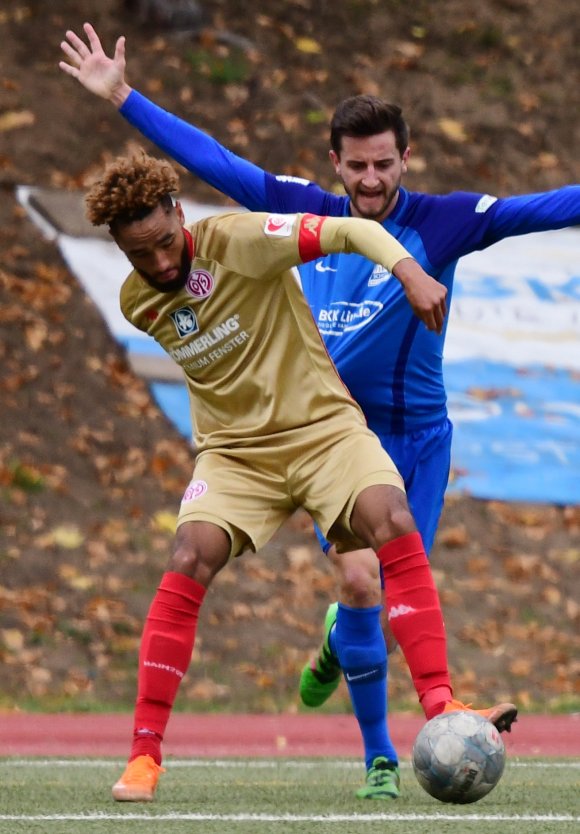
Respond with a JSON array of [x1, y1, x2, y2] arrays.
[[422, 292, 447, 334], [433, 286, 447, 334], [433, 300, 446, 334], [60, 39, 80, 65], [63, 28, 90, 57], [430, 309, 441, 335], [83, 23, 103, 52], [83, 21, 101, 46], [61, 23, 103, 64], [60, 22, 106, 78], [114, 35, 126, 64], [58, 60, 78, 78]]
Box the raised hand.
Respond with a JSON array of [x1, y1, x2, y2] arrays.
[[59, 22, 131, 107]]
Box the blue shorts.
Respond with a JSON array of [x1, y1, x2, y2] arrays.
[[314, 418, 453, 558]]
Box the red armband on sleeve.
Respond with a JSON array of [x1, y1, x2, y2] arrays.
[[298, 214, 327, 262]]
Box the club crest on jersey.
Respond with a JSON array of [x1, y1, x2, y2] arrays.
[[368, 263, 392, 286], [264, 214, 295, 237], [181, 479, 208, 503], [186, 268, 215, 299], [169, 306, 199, 338]]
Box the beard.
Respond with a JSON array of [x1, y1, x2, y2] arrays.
[[348, 177, 402, 221], [139, 245, 192, 294]]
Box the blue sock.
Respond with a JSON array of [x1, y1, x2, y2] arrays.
[[328, 621, 337, 657], [334, 602, 398, 769]]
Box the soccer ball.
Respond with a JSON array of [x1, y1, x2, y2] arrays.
[[412, 711, 506, 804]]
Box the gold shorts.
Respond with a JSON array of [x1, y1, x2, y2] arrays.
[[177, 417, 404, 558]]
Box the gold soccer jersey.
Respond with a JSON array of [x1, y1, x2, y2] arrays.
[[120, 211, 410, 452]]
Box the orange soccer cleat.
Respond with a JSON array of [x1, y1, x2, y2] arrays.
[[112, 755, 165, 802], [443, 698, 518, 733]]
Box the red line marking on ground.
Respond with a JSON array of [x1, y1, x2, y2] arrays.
[[0, 713, 578, 758]]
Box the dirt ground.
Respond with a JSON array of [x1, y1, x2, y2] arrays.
[[0, 0, 578, 714]]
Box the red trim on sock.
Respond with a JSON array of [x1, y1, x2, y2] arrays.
[[377, 531, 424, 568], [130, 729, 163, 764], [377, 533, 452, 714], [130, 572, 207, 762], [159, 571, 207, 605]]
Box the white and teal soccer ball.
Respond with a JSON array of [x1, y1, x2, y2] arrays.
[[412, 711, 506, 804]]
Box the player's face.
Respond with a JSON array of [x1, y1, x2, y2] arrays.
[[113, 202, 190, 293], [330, 131, 410, 222]]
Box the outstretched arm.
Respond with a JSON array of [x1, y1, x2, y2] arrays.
[[59, 22, 132, 107]]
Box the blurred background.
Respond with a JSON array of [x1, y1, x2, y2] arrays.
[[0, 0, 578, 715]]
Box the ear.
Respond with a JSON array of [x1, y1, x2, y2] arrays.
[[174, 200, 186, 225], [329, 149, 340, 173], [401, 146, 411, 173]]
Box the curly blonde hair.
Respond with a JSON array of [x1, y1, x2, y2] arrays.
[[85, 149, 180, 228]]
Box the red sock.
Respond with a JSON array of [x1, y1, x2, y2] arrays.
[[377, 532, 452, 717], [130, 571, 206, 764]]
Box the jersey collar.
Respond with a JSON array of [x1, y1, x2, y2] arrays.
[[183, 227, 194, 259]]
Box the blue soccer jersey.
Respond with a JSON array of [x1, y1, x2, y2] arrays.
[[122, 91, 580, 437]]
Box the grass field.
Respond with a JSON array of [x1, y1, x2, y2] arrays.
[[0, 758, 578, 833]]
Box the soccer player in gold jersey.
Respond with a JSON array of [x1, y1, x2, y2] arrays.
[[74, 147, 515, 802]]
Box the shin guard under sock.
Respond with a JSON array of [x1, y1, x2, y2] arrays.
[[335, 603, 398, 769], [131, 571, 206, 763], [377, 532, 452, 716]]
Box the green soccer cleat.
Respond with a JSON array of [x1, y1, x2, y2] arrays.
[[356, 757, 401, 800], [299, 602, 341, 707]]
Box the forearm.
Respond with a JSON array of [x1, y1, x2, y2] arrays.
[[492, 186, 580, 238], [120, 91, 268, 209], [318, 216, 411, 272]]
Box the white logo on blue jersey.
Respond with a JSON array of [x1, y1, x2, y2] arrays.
[[475, 194, 498, 213], [275, 174, 311, 186], [315, 261, 337, 273], [368, 263, 392, 286], [317, 300, 383, 335]]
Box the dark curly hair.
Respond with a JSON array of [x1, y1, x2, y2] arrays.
[[330, 96, 409, 158], [85, 149, 180, 229]]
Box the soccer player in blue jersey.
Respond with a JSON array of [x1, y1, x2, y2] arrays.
[[60, 22, 579, 800]]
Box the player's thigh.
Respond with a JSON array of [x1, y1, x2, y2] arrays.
[[405, 421, 453, 555], [177, 450, 293, 557], [377, 419, 452, 555], [301, 427, 404, 552]]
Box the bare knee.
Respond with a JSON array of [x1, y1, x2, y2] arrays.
[[329, 547, 382, 608], [373, 505, 415, 548], [351, 485, 416, 551], [168, 521, 230, 587]]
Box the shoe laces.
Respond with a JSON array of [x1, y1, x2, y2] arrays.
[[450, 699, 473, 709], [368, 757, 398, 784]]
